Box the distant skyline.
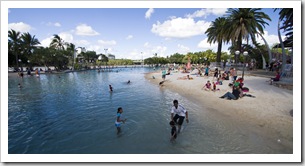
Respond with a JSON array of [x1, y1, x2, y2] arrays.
[[5, 1, 293, 60]]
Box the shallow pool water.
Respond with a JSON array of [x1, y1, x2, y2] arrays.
[[8, 67, 291, 154]]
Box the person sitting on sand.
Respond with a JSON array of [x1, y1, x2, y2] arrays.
[[219, 85, 243, 100], [269, 71, 280, 85], [216, 77, 223, 85], [221, 72, 229, 80], [202, 80, 212, 91], [177, 75, 193, 80], [236, 77, 244, 88], [211, 82, 219, 92]]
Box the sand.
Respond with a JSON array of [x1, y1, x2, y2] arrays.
[[145, 69, 293, 148]]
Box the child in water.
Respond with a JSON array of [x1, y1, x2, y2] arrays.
[[115, 107, 127, 134], [109, 85, 113, 92], [169, 121, 177, 142]]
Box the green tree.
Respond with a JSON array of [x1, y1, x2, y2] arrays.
[[8, 29, 22, 69], [225, 8, 271, 63], [66, 43, 76, 70], [50, 34, 67, 50], [20, 32, 40, 62], [274, 8, 293, 72], [205, 17, 228, 65]]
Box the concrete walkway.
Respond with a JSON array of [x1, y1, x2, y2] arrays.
[[244, 69, 293, 90]]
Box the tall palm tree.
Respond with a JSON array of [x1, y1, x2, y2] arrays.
[[274, 8, 293, 72], [205, 17, 228, 65], [66, 43, 76, 70], [8, 29, 22, 69], [50, 34, 66, 50], [20, 32, 41, 60], [225, 8, 271, 63]]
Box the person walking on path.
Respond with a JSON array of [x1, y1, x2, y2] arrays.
[[170, 100, 189, 133]]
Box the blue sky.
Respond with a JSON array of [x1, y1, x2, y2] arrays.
[[7, 3, 287, 60]]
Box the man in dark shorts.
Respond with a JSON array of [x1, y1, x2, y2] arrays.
[[170, 100, 189, 133]]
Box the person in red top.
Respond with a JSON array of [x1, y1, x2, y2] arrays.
[[269, 71, 280, 84]]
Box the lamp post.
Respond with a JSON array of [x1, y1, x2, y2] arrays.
[[234, 50, 240, 67], [27, 60, 31, 71], [239, 51, 249, 80], [141, 52, 143, 66], [18, 59, 22, 72], [104, 48, 108, 56]]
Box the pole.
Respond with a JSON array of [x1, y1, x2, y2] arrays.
[[241, 51, 248, 80]]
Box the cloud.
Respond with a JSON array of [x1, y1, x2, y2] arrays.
[[126, 35, 133, 40], [145, 8, 154, 19], [54, 22, 61, 27], [39, 32, 74, 47], [197, 38, 218, 50], [40, 37, 53, 47], [74, 40, 90, 46], [8, 22, 32, 33], [144, 42, 150, 48], [151, 46, 167, 57], [75, 24, 99, 36], [256, 31, 283, 47], [98, 40, 117, 46], [186, 8, 227, 18], [177, 44, 190, 54], [151, 17, 210, 38], [58, 32, 74, 43], [46, 22, 61, 27]]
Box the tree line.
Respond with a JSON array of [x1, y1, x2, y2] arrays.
[[8, 8, 292, 72]]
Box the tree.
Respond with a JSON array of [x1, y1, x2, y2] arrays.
[[205, 17, 228, 65], [274, 8, 293, 72], [50, 34, 67, 50], [8, 29, 22, 69], [65, 43, 76, 70], [20, 32, 40, 61], [225, 8, 271, 63]]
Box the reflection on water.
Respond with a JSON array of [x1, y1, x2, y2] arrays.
[[8, 67, 291, 154]]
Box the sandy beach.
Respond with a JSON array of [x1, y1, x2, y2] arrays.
[[145, 69, 293, 149]]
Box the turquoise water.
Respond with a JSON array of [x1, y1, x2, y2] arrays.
[[8, 67, 291, 154]]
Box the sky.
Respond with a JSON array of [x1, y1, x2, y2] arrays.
[[7, 2, 289, 60]]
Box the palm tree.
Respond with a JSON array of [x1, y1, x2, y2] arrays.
[[225, 8, 271, 63], [274, 8, 293, 72], [50, 34, 66, 50], [66, 43, 76, 70], [205, 17, 228, 66], [20, 32, 41, 60], [8, 29, 22, 70]]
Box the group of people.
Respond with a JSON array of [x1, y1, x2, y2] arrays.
[[115, 99, 189, 143]]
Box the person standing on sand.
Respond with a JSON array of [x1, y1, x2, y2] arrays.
[[204, 66, 210, 77], [170, 100, 189, 133], [115, 107, 127, 134], [162, 68, 166, 81]]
